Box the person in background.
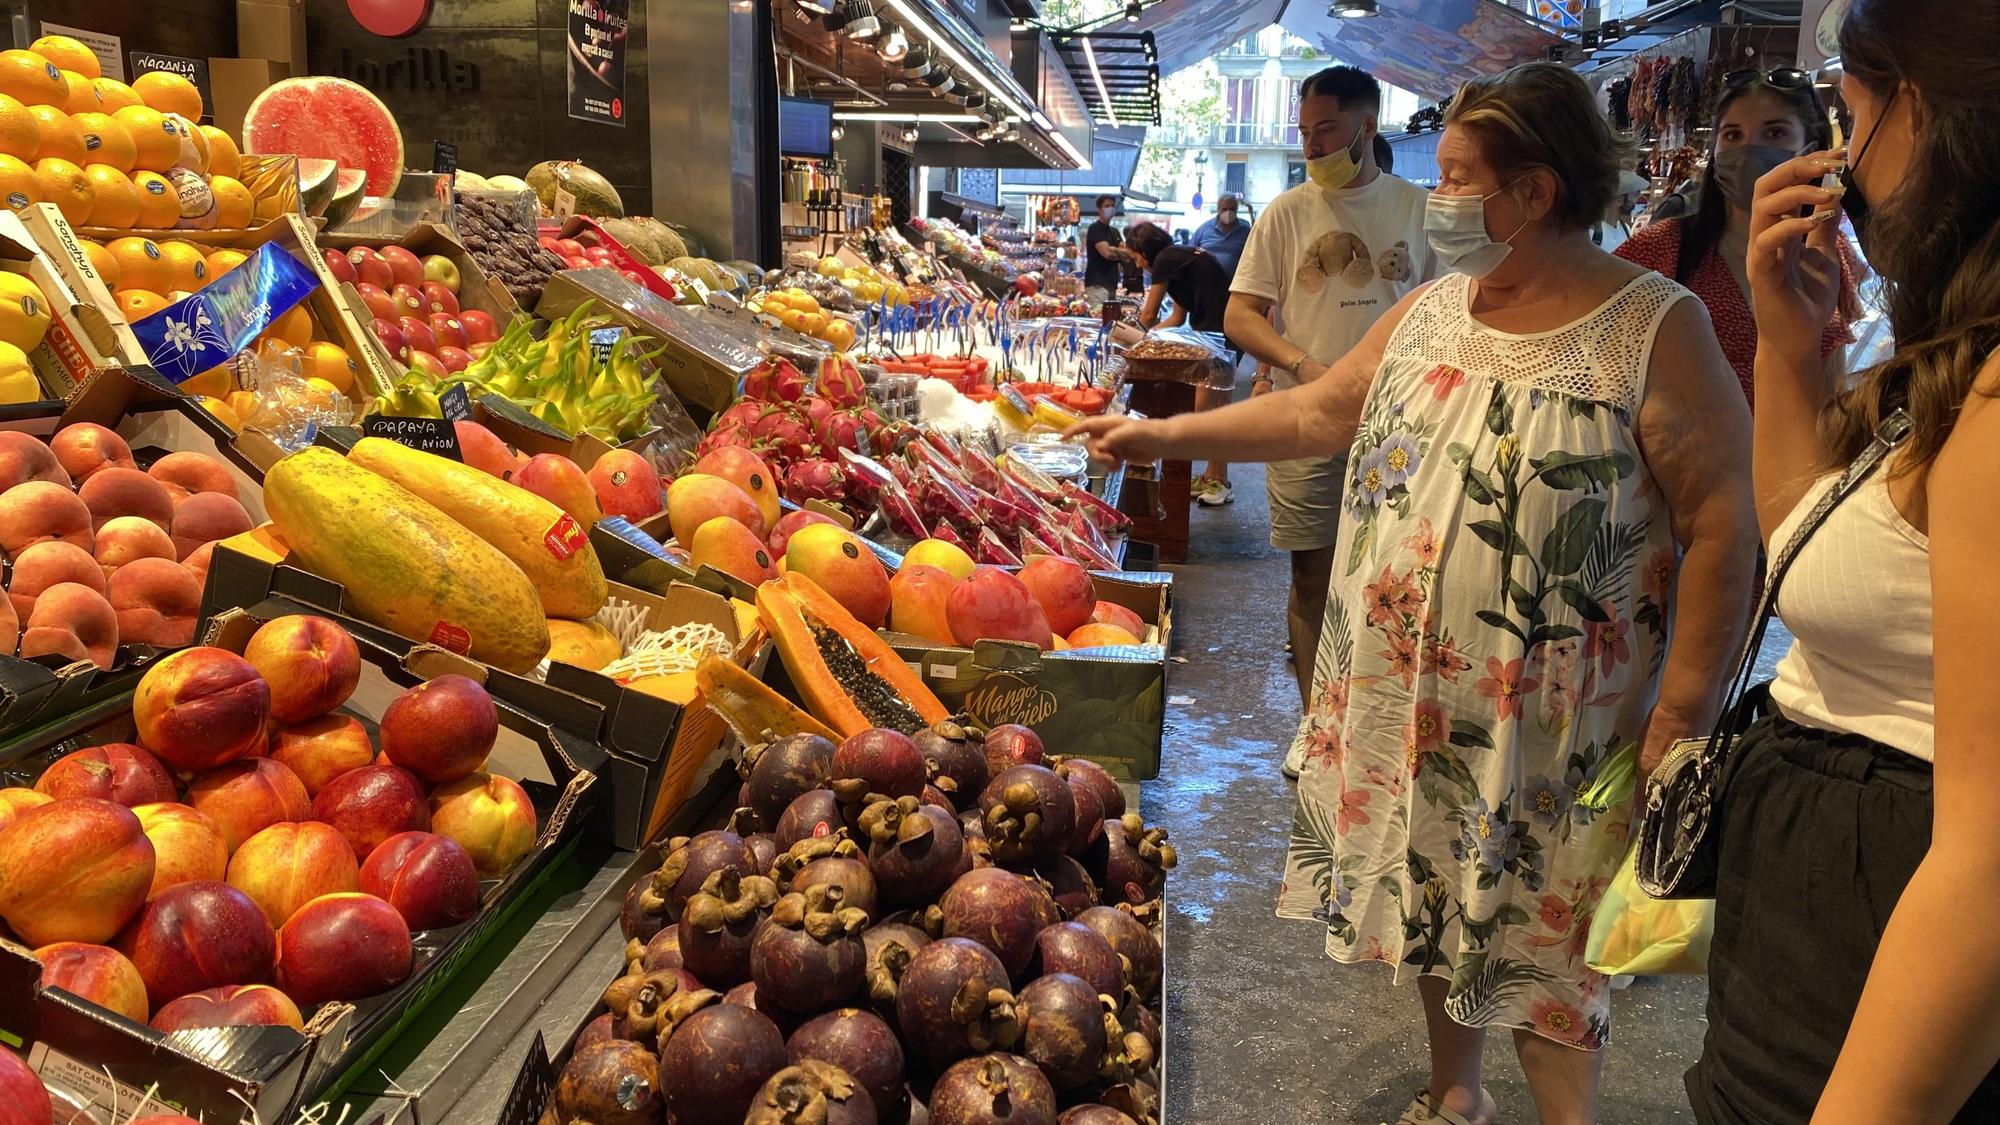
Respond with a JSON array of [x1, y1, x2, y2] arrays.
[[1220, 64, 1437, 771], [1617, 69, 1857, 405], [1174, 228, 1190, 246], [1374, 132, 1396, 176], [1190, 193, 1252, 277], [1082, 193, 1126, 294], [1595, 170, 1647, 252], [1072, 61, 1755, 1125], [1126, 220, 1237, 504], [1689, 1, 2000, 1120]]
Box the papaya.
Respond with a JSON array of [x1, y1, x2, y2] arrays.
[[346, 437, 609, 619], [263, 447, 550, 673], [696, 654, 838, 744], [755, 572, 948, 737], [547, 618, 622, 671]]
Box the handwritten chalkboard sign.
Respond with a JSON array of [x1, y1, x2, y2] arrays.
[[495, 1032, 557, 1125], [433, 140, 458, 176], [440, 383, 473, 422], [362, 415, 462, 461]]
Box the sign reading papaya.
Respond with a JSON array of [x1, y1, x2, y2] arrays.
[[363, 415, 462, 461], [567, 0, 629, 127]]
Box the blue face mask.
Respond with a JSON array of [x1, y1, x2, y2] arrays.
[[1424, 182, 1530, 279]]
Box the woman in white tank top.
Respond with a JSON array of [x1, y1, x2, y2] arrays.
[[1687, 2, 2000, 1122]]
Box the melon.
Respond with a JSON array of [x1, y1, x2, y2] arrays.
[[525, 160, 622, 218], [324, 169, 367, 228], [487, 174, 530, 192], [244, 77, 406, 199], [454, 170, 492, 192]]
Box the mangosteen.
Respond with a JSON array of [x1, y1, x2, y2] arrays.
[[1016, 973, 1109, 1090], [1052, 758, 1124, 821], [774, 834, 880, 919], [661, 1003, 790, 1125], [981, 724, 1046, 776], [777, 788, 847, 849], [606, 966, 717, 1046], [638, 924, 684, 974], [922, 783, 957, 812], [651, 829, 759, 922], [619, 877, 666, 944], [680, 867, 780, 988], [1084, 815, 1176, 908], [789, 1007, 907, 1116], [746, 1059, 877, 1125], [1059, 1108, 1140, 1125], [1036, 856, 1101, 919], [1061, 771, 1107, 856], [915, 719, 989, 808], [894, 938, 1019, 1066], [861, 795, 967, 906], [1095, 1079, 1159, 1125], [574, 1012, 617, 1052], [743, 733, 839, 824], [554, 1039, 663, 1125], [1073, 907, 1159, 999], [751, 884, 870, 1013], [747, 832, 783, 873], [832, 728, 929, 801], [978, 765, 1077, 867], [940, 867, 1060, 981], [929, 1053, 1057, 1125], [1031, 922, 1122, 1000], [863, 921, 931, 1014]]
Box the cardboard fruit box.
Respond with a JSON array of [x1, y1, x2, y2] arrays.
[[0, 206, 150, 401], [321, 221, 520, 325], [0, 596, 600, 1123]]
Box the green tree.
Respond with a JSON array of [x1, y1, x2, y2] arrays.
[[1039, 0, 1123, 28], [1133, 61, 1222, 199]]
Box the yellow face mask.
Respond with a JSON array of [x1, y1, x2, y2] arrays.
[[1307, 126, 1369, 192]]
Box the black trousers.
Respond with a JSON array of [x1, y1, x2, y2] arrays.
[[1687, 716, 2000, 1123]]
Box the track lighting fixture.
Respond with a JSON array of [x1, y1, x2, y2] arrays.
[[901, 124, 920, 143], [839, 0, 881, 40], [830, 123, 845, 141], [878, 26, 908, 62], [793, 0, 835, 13], [1332, 0, 1377, 16], [1124, 1, 1141, 22]]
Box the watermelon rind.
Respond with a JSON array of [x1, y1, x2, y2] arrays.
[[297, 158, 339, 216], [323, 169, 367, 229], [244, 77, 405, 200]]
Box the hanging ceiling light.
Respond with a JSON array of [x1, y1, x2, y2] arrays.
[[1578, 28, 1600, 55], [1600, 19, 1625, 40], [902, 124, 921, 143], [830, 123, 845, 141], [878, 26, 908, 62], [840, 0, 882, 40], [793, 0, 836, 13], [901, 44, 933, 78], [1332, 0, 1378, 16], [1124, 1, 1142, 22]]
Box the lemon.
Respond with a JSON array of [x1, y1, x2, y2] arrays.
[[0, 271, 51, 350], [0, 341, 39, 403]]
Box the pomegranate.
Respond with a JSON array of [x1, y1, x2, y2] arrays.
[[1060, 1108, 1141, 1125], [788, 1007, 907, 1116], [862, 921, 931, 1014], [742, 733, 838, 825], [940, 867, 1059, 980], [776, 788, 846, 849], [982, 725, 1046, 775], [832, 728, 928, 802], [750, 885, 869, 1013], [1038, 855, 1101, 919], [929, 1053, 1057, 1125], [773, 834, 879, 919], [649, 830, 759, 922], [1074, 907, 1159, 997], [661, 1003, 790, 1125], [1016, 973, 1109, 1090], [894, 938, 1019, 1065], [978, 765, 1077, 866], [783, 457, 850, 506], [1031, 922, 1123, 1000], [745, 1058, 876, 1125], [680, 867, 781, 988], [915, 720, 989, 810], [1085, 814, 1176, 907], [860, 795, 966, 906], [817, 409, 870, 454], [554, 1039, 663, 1125]]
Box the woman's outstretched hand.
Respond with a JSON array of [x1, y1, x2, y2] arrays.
[[1064, 415, 1171, 470]]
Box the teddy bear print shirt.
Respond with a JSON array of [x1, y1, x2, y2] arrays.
[[1230, 172, 1436, 388]]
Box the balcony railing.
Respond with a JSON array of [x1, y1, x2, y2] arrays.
[[1148, 122, 1297, 148]]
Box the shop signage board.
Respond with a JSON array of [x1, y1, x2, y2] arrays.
[[36, 23, 122, 80], [1800, 0, 1853, 67], [128, 52, 211, 120], [566, 0, 630, 127]]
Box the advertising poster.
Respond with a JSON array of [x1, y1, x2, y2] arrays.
[[567, 0, 630, 127]]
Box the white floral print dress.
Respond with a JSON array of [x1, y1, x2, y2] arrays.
[[1276, 270, 1692, 1050]]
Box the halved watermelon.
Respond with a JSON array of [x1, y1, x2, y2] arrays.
[[297, 157, 339, 216], [244, 77, 405, 199], [323, 169, 367, 228]]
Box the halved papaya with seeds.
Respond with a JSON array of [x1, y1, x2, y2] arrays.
[[696, 654, 839, 744], [757, 572, 949, 737]]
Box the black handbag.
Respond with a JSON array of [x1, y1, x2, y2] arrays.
[[1635, 409, 1915, 898]]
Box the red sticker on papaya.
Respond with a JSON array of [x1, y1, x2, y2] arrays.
[[429, 621, 471, 654], [544, 513, 587, 560]]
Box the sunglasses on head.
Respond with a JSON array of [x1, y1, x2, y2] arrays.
[[1723, 67, 1813, 90]]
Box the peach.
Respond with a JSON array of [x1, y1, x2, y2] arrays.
[[49, 422, 134, 482], [765, 509, 841, 559], [378, 675, 497, 784], [946, 566, 1052, 649], [169, 491, 251, 560], [269, 714, 375, 796], [34, 941, 150, 1024], [19, 582, 118, 668], [95, 515, 177, 576], [0, 431, 69, 489], [888, 564, 959, 644], [0, 480, 92, 556], [455, 421, 520, 481], [149, 983, 304, 1033], [689, 515, 776, 586], [133, 802, 228, 898], [664, 472, 763, 544], [786, 523, 891, 627], [10, 540, 103, 620], [514, 453, 603, 526], [428, 772, 537, 876], [186, 759, 311, 853], [0, 1046, 52, 1125], [1019, 554, 1096, 638], [182, 540, 216, 587], [146, 451, 238, 504], [358, 830, 480, 931], [109, 557, 202, 647], [33, 743, 176, 807], [241, 615, 360, 724], [1066, 622, 1141, 648], [228, 821, 360, 927], [78, 467, 174, 532], [692, 446, 781, 529], [0, 787, 51, 830], [1091, 600, 1146, 638], [589, 448, 665, 524], [312, 764, 430, 861], [118, 879, 276, 1009], [0, 586, 13, 655], [0, 797, 154, 945], [275, 892, 412, 1004], [134, 647, 271, 770]]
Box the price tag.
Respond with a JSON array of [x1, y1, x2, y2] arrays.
[[433, 140, 459, 175], [553, 187, 577, 219], [439, 383, 473, 421], [687, 276, 711, 303], [363, 415, 463, 461], [495, 1033, 558, 1125]]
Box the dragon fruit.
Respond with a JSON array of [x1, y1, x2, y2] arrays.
[[751, 406, 816, 464], [977, 527, 1023, 566], [1002, 458, 1066, 503], [920, 428, 960, 458], [1061, 480, 1132, 534], [696, 425, 755, 460], [1019, 530, 1063, 559], [799, 395, 837, 433], [716, 400, 768, 434], [956, 443, 1003, 492], [916, 473, 983, 532], [817, 356, 867, 410], [783, 458, 849, 506], [744, 358, 809, 404], [836, 449, 894, 505], [930, 522, 971, 554], [872, 421, 919, 456], [1058, 523, 1119, 571], [817, 410, 871, 455]]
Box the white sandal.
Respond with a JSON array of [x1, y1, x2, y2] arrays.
[[1388, 1089, 1484, 1125]]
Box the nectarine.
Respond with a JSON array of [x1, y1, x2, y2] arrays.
[[135, 647, 271, 770], [242, 615, 360, 724]]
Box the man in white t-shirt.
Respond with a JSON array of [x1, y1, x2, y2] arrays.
[[1223, 65, 1437, 778]]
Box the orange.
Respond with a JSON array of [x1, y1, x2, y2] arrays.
[[112, 105, 175, 172], [105, 237, 171, 294], [90, 78, 139, 113], [158, 240, 208, 291], [181, 364, 231, 398], [209, 175, 252, 229], [132, 73, 201, 122], [115, 288, 169, 322], [199, 126, 239, 179], [301, 341, 355, 395], [195, 395, 239, 431], [0, 94, 36, 161], [79, 239, 117, 287], [225, 389, 258, 421], [28, 105, 83, 165], [71, 112, 133, 172], [0, 154, 35, 212], [81, 164, 138, 228], [59, 70, 100, 115], [30, 36, 100, 81], [30, 157, 89, 223], [0, 51, 65, 108], [129, 170, 177, 228], [205, 248, 249, 280], [264, 304, 313, 347]]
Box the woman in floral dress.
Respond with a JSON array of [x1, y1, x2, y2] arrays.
[[1072, 63, 1758, 1125]]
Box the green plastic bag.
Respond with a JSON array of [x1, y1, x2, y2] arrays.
[[1585, 847, 1714, 976]]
